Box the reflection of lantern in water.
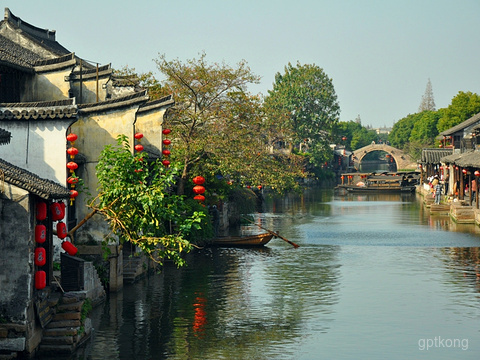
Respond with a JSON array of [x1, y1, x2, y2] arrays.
[[193, 294, 207, 338]]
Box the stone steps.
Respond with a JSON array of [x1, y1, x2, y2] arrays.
[[123, 255, 145, 283], [37, 296, 91, 356]]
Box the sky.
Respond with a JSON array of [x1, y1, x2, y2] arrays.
[[7, 0, 480, 128]]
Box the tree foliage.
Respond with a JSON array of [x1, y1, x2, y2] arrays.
[[334, 121, 378, 151], [436, 91, 480, 133], [153, 52, 306, 195], [263, 62, 340, 167], [92, 135, 205, 266]]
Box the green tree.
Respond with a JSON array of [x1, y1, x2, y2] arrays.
[[264, 62, 340, 168], [335, 121, 378, 151], [437, 91, 480, 132], [389, 113, 418, 149], [154, 53, 306, 195], [92, 135, 205, 266], [409, 110, 441, 145]]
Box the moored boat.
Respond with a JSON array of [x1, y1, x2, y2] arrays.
[[211, 233, 274, 247], [336, 171, 419, 194]]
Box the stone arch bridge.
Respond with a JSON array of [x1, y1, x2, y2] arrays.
[[352, 143, 416, 170]]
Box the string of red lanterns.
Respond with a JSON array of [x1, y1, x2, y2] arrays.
[[193, 176, 206, 202], [162, 128, 172, 167], [134, 132, 144, 152], [66, 132, 80, 206]]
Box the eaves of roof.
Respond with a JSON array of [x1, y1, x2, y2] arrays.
[[0, 157, 70, 200], [420, 148, 454, 164], [452, 151, 480, 168], [441, 151, 467, 164], [0, 99, 77, 120], [1, 9, 71, 57], [78, 91, 149, 114], [438, 112, 480, 138], [137, 94, 174, 114]]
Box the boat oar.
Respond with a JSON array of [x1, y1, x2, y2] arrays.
[[241, 217, 300, 248]]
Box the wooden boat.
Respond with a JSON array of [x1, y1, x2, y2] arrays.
[[211, 232, 274, 247], [336, 172, 419, 194]]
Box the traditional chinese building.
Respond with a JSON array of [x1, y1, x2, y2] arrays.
[[0, 7, 172, 357]]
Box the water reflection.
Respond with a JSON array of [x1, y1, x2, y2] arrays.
[[74, 188, 480, 360]]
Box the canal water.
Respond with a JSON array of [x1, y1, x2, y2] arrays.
[[80, 189, 480, 359]]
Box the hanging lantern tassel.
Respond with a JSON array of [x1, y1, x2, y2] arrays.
[[69, 189, 79, 206]]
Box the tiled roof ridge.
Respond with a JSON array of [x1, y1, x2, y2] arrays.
[[3, 8, 71, 57], [138, 94, 174, 113], [0, 157, 70, 200], [77, 90, 148, 111], [34, 52, 75, 67], [4, 8, 56, 42], [72, 63, 111, 76], [0, 100, 77, 120], [438, 112, 480, 137], [0, 99, 75, 108]]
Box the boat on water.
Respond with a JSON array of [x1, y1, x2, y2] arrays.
[[211, 232, 274, 247], [336, 171, 419, 194]]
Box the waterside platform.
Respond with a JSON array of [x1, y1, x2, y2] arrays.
[[417, 184, 480, 224]]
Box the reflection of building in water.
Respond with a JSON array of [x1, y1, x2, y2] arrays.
[[443, 248, 480, 292]]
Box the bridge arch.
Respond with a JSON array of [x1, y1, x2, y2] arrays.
[[351, 143, 416, 170]]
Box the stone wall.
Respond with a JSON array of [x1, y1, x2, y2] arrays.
[[0, 184, 34, 354]]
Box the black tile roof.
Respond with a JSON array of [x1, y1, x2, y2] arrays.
[[2, 8, 71, 57], [449, 151, 480, 168], [420, 148, 454, 164], [0, 157, 70, 200], [78, 90, 149, 113], [0, 34, 38, 70], [0, 99, 77, 120], [438, 112, 480, 138]]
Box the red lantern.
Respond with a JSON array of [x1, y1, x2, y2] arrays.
[[462, 169, 467, 174], [50, 202, 65, 221], [35, 271, 46, 290], [193, 195, 205, 202], [70, 189, 79, 198], [163, 139, 171, 146], [36, 202, 47, 221], [162, 160, 170, 167], [193, 185, 205, 195], [162, 149, 171, 156], [57, 222, 68, 239], [35, 225, 47, 244], [134, 144, 144, 152], [475, 171, 480, 177], [67, 176, 79, 186], [193, 176, 205, 185], [66, 133, 78, 143], [67, 147, 79, 158], [62, 241, 78, 256], [34, 247, 46, 266], [162, 128, 171, 135], [134, 132, 144, 140], [66, 161, 78, 171]]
